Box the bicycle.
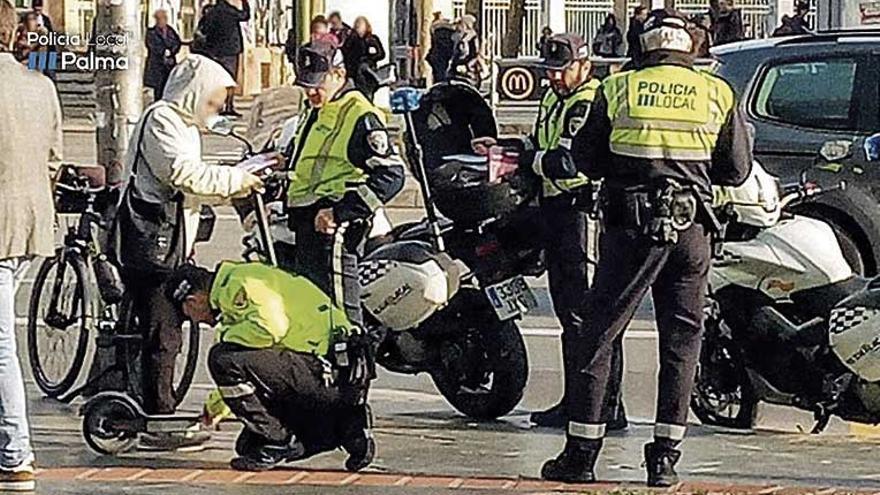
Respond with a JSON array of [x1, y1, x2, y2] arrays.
[[26, 163, 199, 406]]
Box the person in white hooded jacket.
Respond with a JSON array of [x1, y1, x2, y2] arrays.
[[117, 54, 270, 452]]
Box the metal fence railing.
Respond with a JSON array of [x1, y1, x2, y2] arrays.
[[453, 0, 545, 57], [565, 0, 614, 43], [677, 0, 774, 39]]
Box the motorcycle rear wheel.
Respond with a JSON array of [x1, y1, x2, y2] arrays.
[[429, 319, 528, 420]]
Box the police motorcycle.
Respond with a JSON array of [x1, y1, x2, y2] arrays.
[[233, 82, 543, 421], [691, 133, 880, 433]]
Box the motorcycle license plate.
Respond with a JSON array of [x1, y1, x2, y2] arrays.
[[484, 275, 538, 320]]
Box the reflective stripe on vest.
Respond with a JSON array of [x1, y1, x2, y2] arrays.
[[604, 66, 734, 161], [535, 80, 598, 197], [287, 90, 382, 207]]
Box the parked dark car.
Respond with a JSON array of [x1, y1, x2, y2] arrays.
[[713, 31, 880, 274]]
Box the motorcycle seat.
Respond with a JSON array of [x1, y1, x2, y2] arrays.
[[791, 275, 870, 320]]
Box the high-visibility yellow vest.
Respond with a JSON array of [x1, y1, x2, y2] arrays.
[[287, 90, 383, 208], [210, 261, 353, 356], [603, 65, 735, 161], [535, 80, 599, 197]]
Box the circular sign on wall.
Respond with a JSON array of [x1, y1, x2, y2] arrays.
[[500, 66, 536, 101]]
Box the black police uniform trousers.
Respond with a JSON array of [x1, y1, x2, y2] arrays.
[[541, 196, 624, 421], [567, 223, 710, 442], [208, 342, 368, 453], [288, 206, 368, 329]]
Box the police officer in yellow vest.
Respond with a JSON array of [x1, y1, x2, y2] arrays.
[[524, 34, 627, 431], [541, 10, 752, 486], [166, 262, 376, 472], [288, 40, 405, 327]]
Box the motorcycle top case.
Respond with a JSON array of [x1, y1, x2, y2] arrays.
[[407, 81, 538, 225], [359, 241, 464, 331], [829, 281, 880, 382]]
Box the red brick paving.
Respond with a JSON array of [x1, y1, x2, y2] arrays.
[[34, 466, 872, 493]]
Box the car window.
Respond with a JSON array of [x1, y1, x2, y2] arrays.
[[753, 58, 857, 131]]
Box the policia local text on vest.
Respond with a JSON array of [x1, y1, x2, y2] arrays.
[[541, 10, 753, 487]]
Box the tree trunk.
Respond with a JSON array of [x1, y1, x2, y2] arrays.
[[502, 0, 526, 58], [465, 0, 482, 29]]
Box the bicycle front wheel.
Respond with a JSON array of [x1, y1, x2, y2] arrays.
[[27, 254, 92, 398], [174, 318, 201, 406]]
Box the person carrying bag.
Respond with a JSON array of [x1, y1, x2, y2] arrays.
[[113, 54, 272, 452]]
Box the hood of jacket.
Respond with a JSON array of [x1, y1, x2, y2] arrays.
[[162, 54, 235, 125]]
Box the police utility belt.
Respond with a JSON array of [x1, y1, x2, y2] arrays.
[[324, 328, 376, 391], [601, 180, 721, 245]]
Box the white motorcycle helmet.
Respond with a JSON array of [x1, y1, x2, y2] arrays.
[[712, 161, 781, 228]]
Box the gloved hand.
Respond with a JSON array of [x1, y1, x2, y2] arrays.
[[201, 389, 234, 429], [541, 148, 579, 180], [232, 172, 265, 199]]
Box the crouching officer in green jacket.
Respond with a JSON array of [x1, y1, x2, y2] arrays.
[[523, 33, 628, 432], [165, 262, 375, 472]]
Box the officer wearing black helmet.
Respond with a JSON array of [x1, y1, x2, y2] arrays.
[[541, 8, 752, 486]]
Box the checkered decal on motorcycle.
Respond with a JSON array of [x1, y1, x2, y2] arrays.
[[358, 260, 395, 286], [829, 307, 879, 334]]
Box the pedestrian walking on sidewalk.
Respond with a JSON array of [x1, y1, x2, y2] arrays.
[[0, 0, 64, 489], [197, 0, 250, 117], [144, 9, 182, 101], [341, 16, 386, 101]]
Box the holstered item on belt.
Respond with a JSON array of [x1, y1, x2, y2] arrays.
[[330, 328, 377, 389], [575, 181, 602, 217], [649, 181, 697, 245], [602, 180, 718, 245]]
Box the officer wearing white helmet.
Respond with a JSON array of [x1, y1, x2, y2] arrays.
[[541, 8, 753, 486]]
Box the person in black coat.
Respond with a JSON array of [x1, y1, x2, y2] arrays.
[[772, 1, 811, 36], [198, 0, 250, 116], [31, 0, 52, 32], [144, 10, 182, 101], [711, 0, 745, 45], [341, 16, 386, 101], [426, 19, 455, 84], [625, 6, 647, 59], [592, 14, 623, 57], [537, 26, 553, 58]]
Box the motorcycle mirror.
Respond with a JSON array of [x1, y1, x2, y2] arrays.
[[206, 116, 235, 137], [819, 139, 853, 163], [390, 87, 424, 114], [866, 133, 880, 162]]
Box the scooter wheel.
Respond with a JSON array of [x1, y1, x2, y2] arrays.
[[82, 395, 141, 455]]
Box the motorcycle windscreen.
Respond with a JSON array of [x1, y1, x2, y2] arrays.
[[409, 81, 497, 172]]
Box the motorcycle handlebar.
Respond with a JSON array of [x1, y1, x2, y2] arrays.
[[779, 178, 847, 210]]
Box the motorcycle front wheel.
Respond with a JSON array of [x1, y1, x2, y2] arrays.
[[690, 318, 759, 429], [429, 318, 528, 420]]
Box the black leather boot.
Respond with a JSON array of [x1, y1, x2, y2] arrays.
[[541, 438, 601, 483], [644, 441, 682, 487]]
